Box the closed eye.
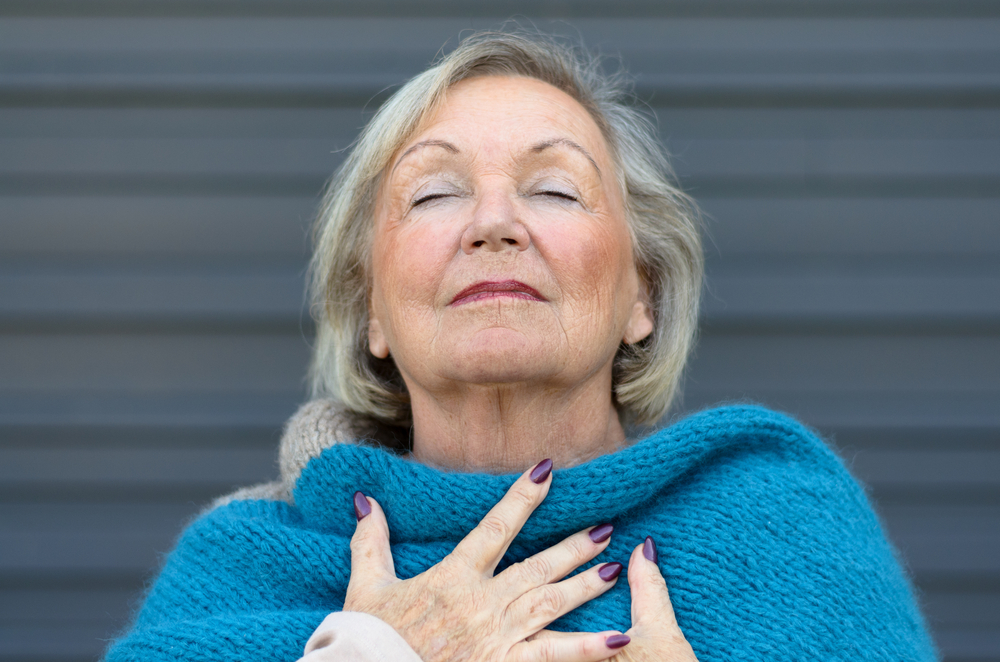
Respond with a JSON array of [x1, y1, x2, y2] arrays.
[[538, 190, 578, 202], [413, 192, 453, 206]]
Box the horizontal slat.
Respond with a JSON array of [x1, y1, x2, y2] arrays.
[[701, 198, 1000, 257], [924, 591, 1000, 629], [0, 138, 344, 175], [0, 499, 995, 579], [0, 448, 275, 492], [0, 107, 369, 138], [1, 624, 111, 661], [2, 196, 997, 258], [0, 588, 135, 625], [3, 17, 997, 53], [0, 503, 205, 574], [0, 601, 993, 662], [1, 18, 998, 106], [5, 108, 999, 140], [0, 424, 279, 449], [689, 334, 1000, 390], [851, 451, 1000, 495], [876, 504, 1000, 576], [0, 196, 314, 258], [656, 108, 1000, 140], [4, 138, 998, 181], [0, 594, 990, 662], [703, 262, 1000, 327], [681, 389, 1000, 430], [2, 329, 999, 393], [0, 334, 309, 389], [3, 264, 999, 330], [0, 391, 302, 427], [935, 628, 1000, 662], [3, 0, 1000, 19], [0, 267, 305, 324]]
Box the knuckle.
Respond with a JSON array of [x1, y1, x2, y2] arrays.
[[536, 640, 558, 662], [517, 555, 553, 584], [565, 534, 590, 561], [531, 585, 565, 617], [507, 483, 541, 511], [582, 569, 604, 592], [478, 514, 513, 542]]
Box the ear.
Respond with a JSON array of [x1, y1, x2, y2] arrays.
[[623, 300, 654, 345], [367, 312, 390, 359]]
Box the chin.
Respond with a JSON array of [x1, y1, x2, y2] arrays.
[[443, 329, 557, 383]]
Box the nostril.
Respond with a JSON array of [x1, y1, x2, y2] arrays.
[[503, 238, 517, 245], [472, 240, 485, 247]]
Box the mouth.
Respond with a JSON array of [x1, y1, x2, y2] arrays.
[[450, 280, 546, 306]]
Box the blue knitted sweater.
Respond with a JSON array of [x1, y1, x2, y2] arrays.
[[105, 404, 936, 661]]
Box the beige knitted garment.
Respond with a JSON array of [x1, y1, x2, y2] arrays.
[[210, 399, 381, 509]]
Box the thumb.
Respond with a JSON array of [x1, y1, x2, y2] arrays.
[[627, 536, 678, 630], [347, 492, 397, 592]]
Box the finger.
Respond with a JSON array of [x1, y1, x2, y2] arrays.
[[510, 561, 623, 635], [347, 494, 397, 593], [626, 536, 678, 629], [498, 523, 614, 596], [450, 459, 553, 574], [512, 630, 630, 662]]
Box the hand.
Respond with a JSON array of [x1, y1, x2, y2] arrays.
[[608, 537, 698, 662], [344, 460, 632, 662], [528, 537, 698, 662]]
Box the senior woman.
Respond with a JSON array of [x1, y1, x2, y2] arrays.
[[105, 32, 936, 662]]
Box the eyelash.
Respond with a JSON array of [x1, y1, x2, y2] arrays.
[[413, 193, 451, 206], [538, 190, 578, 202], [412, 189, 578, 207]]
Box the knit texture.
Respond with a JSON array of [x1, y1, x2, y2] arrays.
[[105, 404, 937, 662]]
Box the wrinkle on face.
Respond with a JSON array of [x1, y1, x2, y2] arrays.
[[368, 74, 647, 403]]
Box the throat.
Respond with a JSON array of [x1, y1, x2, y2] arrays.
[[407, 386, 627, 473]]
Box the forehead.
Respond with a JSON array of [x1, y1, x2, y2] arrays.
[[399, 75, 612, 166]]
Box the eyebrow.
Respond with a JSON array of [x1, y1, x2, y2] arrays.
[[531, 138, 602, 179], [390, 136, 602, 178], [392, 140, 459, 174]]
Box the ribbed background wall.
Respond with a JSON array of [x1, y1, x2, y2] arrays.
[[1, 2, 998, 660]]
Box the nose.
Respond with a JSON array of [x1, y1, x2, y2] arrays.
[[460, 190, 530, 254]]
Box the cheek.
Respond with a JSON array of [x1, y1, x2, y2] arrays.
[[373, 226, 453, 321], [545, 223, 632, 306]]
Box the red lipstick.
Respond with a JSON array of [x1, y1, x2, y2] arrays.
[[450, 280, 546, 305]]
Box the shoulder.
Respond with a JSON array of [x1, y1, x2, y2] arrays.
[[643, 403, 849, 482]]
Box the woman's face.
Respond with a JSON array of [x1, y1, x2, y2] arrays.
[[369, 75, 653, 398]]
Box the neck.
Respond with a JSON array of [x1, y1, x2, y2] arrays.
[[407, 374, 628, 473]]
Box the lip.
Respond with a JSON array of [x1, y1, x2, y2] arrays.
[[450, 280, 546, 306]]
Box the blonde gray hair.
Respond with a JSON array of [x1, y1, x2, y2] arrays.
[[308, 30, 703, 428]]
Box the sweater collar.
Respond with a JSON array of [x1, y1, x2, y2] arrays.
[[283, 400, 795, 546]]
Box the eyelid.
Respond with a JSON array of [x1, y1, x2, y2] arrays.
[[413, 191, 452, 206], [529, 179, 581, 201], [539, 189, 578, 201], [410, 181, 462, 207]]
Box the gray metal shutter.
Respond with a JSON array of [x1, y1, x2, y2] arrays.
[[1, 3, 997, 660]]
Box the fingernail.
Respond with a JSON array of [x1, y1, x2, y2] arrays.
[[529, 458, 553, 484], [598, 562, 623, 582], [588, 523, 614, 543], [605, 634, 630, 649], [643, 535, 658, 563], [353, 491, 371, 521]]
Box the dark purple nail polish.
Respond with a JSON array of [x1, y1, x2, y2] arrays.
[[589, 523, 614, 543], [605, 634, 630, 649], [598, 562, 623, 582], [529, 458, 553, 484], [643, 535, 658, 563], [353, 491, 371, 521]]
